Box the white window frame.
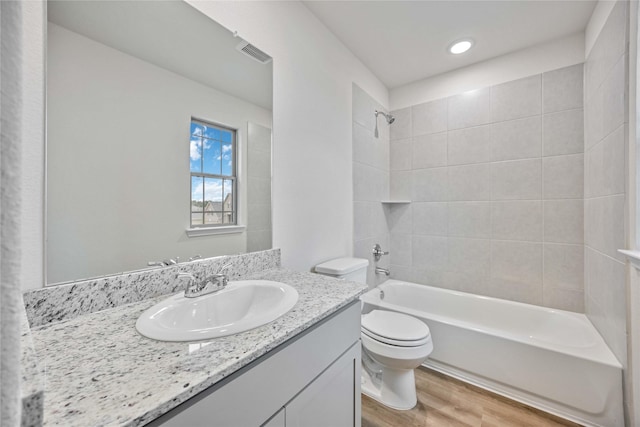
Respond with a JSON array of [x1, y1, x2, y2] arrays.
[[189, 118, 238, 230]]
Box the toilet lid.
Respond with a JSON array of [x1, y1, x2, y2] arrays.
[[315, 258, 368, 275], [361, 310, 430, 346]]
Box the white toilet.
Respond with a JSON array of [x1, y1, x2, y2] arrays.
[[315, 257, 433, 410]]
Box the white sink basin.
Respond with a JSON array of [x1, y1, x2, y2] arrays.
[[136, 280, 299, 342]]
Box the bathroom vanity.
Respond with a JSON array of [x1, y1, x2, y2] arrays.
[[152, 301, 361, 427], [21, 251, 367, 426]]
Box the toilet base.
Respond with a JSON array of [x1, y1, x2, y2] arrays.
[[361, 362, 417, 410]]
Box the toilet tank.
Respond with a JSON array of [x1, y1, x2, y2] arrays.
[[315, 258, 369, 283]]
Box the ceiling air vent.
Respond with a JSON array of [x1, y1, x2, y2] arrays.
[[236, 40, 272, 64]]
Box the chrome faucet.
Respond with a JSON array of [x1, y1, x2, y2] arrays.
[[178, 262, 233, 298]]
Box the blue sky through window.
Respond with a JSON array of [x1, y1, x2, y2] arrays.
[[221, 142, 232, 175], [190, 120, 235, 210], [204, 127, 222, 141], [203, 140, 221, 174], [190, 136, 202, 172]]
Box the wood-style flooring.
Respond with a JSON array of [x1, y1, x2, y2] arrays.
[[362, 367, 582, 427]]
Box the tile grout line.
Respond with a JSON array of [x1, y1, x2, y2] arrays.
[[488, 87, 494, 290], [408, 103, 414, 278], [541, 71, 546, 306]]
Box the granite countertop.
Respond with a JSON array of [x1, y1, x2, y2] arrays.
[[20, 300, 44, 427], [29, 268, 367, 426]]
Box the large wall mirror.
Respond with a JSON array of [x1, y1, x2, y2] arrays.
[[46, 0, 273, 285]]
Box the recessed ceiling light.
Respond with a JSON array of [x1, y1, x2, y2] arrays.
[[449, 39, 473, 55]]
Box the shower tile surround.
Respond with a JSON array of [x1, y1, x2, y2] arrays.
[[21, 249, 368, 425], [353, 84, 391, 288], [584, 1, 629, 372], [386, 64, 585, 311]]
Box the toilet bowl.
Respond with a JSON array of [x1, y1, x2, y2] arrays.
[[360, 309, 433, 409], [315, 257, 433, 410]]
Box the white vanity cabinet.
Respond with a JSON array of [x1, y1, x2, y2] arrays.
[[151, 301, 362, 427], [283, 342, 360, 427]]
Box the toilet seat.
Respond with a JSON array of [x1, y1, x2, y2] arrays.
[[361, 310, 430, 347], [362, 329, 430, 347]]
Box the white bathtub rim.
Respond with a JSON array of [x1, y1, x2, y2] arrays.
[[375, 299, 620, 368], [362, 281, 622, 369]]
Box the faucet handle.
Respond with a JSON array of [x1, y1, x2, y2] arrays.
[[215, 261, 233, 274], [177, 272, 194, 282], [177, 273, 195, 292], [372, 244, 389, 262]]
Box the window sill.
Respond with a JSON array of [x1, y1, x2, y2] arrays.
[[619, 249, 640, 270], [186, 225, 246, 238]]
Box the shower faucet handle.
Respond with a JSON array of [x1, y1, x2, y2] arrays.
[[372, 244, 389, 262]]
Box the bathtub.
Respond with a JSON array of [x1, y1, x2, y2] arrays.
[[360, 280, 623, 427]]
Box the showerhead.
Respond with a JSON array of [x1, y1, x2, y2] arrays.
[[375, 110, 394, 124], [374, 110, 395, 138]]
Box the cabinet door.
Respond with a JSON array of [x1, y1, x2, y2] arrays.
[[286, 342, 361, 427]]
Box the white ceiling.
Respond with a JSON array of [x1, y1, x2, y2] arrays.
[[303, 0, 596, 89], [48, 1, 273, 109]]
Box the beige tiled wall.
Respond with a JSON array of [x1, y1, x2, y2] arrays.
[[584, 0, 628, 369], [353, 84, 390, 288], [389, 63, 585, 312]]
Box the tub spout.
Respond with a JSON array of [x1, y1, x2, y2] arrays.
[[375, 267, 390, 276]]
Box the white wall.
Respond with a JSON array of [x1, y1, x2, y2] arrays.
[[585, 1, 618, 58], [187, 1, 389, 273], [390, 33, 585, 110], [21, 1, 45, 290], [47, 23, 272, 284], [21, 0, 388, 288]]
